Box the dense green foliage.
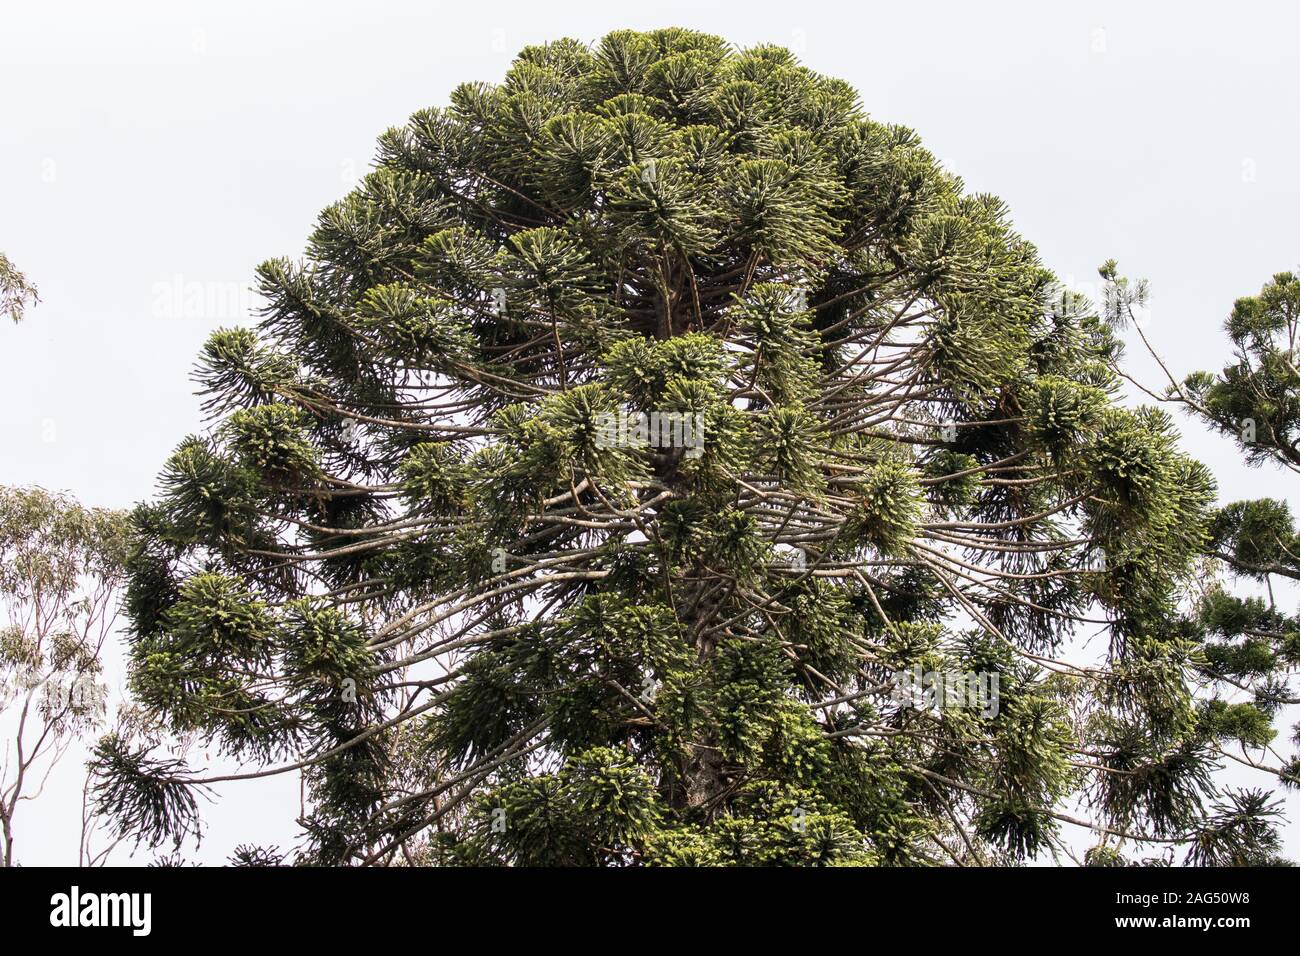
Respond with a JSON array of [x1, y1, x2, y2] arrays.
[[100, 29, 1287, 866]]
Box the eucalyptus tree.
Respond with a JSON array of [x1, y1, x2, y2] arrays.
[[0, 252, 38, 324], [0, 486, 127, 866], [98, 29, 1279, 866]]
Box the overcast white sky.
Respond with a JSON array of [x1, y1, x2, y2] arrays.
[[3, 0, 1299, 865]]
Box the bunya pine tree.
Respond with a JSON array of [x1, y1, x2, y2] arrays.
[[96, 29, 1288, 866], [1115, 266, 1300, 860]]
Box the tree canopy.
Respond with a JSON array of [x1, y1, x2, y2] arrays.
[[100, 28, 1288, 866]]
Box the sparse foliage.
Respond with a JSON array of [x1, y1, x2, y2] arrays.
[[0, 485, 128, 865], [1097, 264, 1300, 864], [0, 252, 38, 324]]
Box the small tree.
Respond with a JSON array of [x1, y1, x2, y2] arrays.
[[105, 29, 1280, 865], [0, 485, 128, 865]]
